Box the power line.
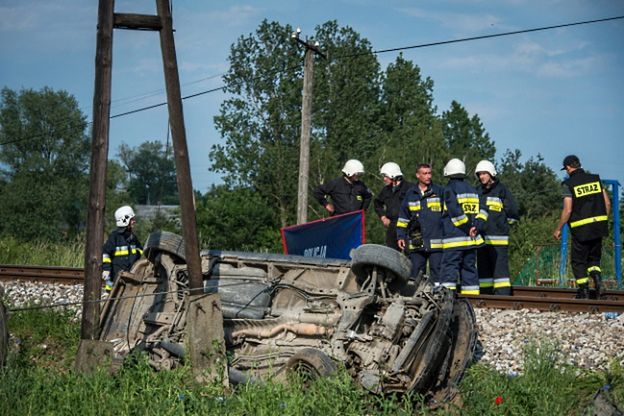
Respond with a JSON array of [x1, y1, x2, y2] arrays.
[[2, 15, 622, 146], [368, 15, 624, 56]]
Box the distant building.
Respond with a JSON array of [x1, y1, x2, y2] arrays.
[[135, 205, 179, 222]]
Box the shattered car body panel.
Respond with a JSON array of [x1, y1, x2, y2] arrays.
[[99, 231, 477, 400]]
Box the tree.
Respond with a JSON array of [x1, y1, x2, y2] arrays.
[[195, 185, 280, 251], [311, 21, 382, 179], [441, 100, 496, 176], [376, 54, 446, 174], [211, 20, 303, 228], [118, 140, 178, 205], [0, 87, 89, 240], [211, 20, 383, 227], [498, 149, 561, 218]]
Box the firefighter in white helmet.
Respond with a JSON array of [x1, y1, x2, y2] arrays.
[[313, 159, 372, 216], [475, 160, 519, 295], [102, 205, 143, 292], [374, 162, 413, 250], [439, 158, 485, 294]]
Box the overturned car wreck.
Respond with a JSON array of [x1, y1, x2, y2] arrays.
[[97, 231, 477, 401]]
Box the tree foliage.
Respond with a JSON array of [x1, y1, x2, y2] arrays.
[[0, 87, 89, 240], [118, 140, 178, 205], [498, 149, 561, 218], [196, 185, 280, 251], [441, 100, 496, 176]]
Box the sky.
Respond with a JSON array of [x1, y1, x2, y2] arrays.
[[1, 0, 623, 195]]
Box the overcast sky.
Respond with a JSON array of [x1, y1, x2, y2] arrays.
[[1, 0, 623, 194]]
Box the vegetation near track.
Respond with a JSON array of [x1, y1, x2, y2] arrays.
[[1, 308, 622, 415]]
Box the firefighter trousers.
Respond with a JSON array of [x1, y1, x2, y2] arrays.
[[477, 245, 511, 295], [571, 236, 602, 285], [409, 251, 442, 283], [440, 249, 479, 294]]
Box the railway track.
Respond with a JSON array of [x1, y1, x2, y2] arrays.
[[1, 264, 623, 313]]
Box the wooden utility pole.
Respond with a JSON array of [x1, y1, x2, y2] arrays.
[[155, 0, 203, 290], [293, 29, 324, 224], [81, 0, 115, 340], [79, 1, 225, 380]]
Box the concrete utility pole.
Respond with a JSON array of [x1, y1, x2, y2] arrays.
[[293, 28, 325, 225]]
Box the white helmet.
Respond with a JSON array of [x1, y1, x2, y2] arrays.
[[380, 162, 403, 179], [342, 159, 365, 177], [115, 205, 135, 227], [443, 158, 466, 177], [475, 160, 497, 178]]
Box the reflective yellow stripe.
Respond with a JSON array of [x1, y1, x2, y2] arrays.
[[397, 220, 408, 228], [587, 266, 601, 273], [115, 249, 129, 256], [493, 281, 511, 288], [103, 257, 112, 264], [452, 215, 468, 227], [484, 238, 509, 246], [461, 289, 479, 295], [476, 213, 487, 221], [576, 277, 589, 285], [443, 236, 484, 249], [570, 215, 608, 228], [430, 242, 444, 249]]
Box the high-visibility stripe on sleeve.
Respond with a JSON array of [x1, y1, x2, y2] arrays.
[[397, 217, 409, 228], [476, 209, 488, 221], [102, 254, 111, 264], [451, 214, 468, 227], [570, 215, 608, 228]]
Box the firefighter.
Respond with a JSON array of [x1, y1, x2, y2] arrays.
[[313, 159, 373, 216], [439, 158, 485, 294], [374, 162, 414, 250], [475, 160, 519, 295], [553, 155, 610, 299], [102, 205, 143, 292], [397, 163, 444, 282]]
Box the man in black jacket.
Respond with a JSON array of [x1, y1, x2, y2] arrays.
[[374, 162, 413, 250], [554, 155, 610, 299], [313, 159, 372, 216], [475, 160, 519, 295], [102, 205, 143, 292], [397, 163, 444, 281]]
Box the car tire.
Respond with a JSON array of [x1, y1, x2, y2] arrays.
[[144, 230, 186, 263], [283, 348, 337, 380], [350, 244, 411, 284]]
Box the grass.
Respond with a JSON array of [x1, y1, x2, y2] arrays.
[[0, 235, 85, 268], [1, 308, 623, 415]]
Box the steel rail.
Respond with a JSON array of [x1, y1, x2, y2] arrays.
[[1, 264, 623, 313], [0, 265, 83, 285]]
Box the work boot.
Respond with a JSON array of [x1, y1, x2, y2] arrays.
[[575, 283, 589, 299], [590, 271, 604, 299], [494, 287, 512, 296]]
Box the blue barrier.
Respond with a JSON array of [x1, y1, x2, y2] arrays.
[[281, 210, 366, 260]]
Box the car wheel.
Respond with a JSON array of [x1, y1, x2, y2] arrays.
[[350, 244, 411, 284], [283, 348, 337, 381], [144, 231, 186, 263]]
